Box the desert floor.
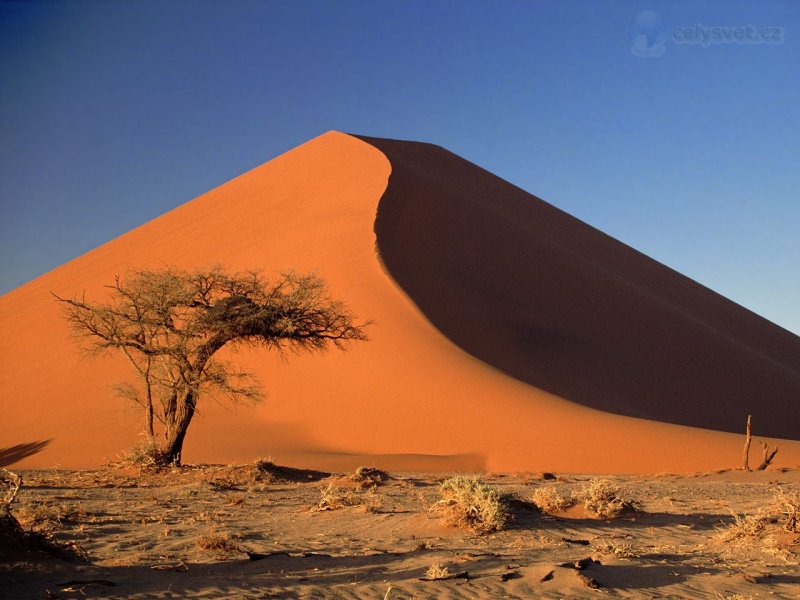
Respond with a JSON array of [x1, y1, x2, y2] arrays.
[[2, 464, 799, 599]]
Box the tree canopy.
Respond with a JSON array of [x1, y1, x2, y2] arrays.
[[55, 266, 367, 465]]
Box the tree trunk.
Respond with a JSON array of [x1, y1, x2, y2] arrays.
[[144, 361, 154, 438], [160, 390, 196, 465]]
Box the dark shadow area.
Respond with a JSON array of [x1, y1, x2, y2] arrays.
[[254, 460, 330, 483], [3, 544, 796, 597], [0, 551, 436, 597], [579, 560, 711, 590], [511, 508, 729, 533], [358, 135, 800, 439], [0, 440, 51, 468]]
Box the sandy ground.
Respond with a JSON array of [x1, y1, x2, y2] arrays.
[[2, 464, 798, 599]]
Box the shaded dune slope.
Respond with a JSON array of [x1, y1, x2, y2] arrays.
[[1, 131, 798, 472], [361, 136, 800, 439]]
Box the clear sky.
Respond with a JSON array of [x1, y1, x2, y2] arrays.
[[1, 0, 798, 334]]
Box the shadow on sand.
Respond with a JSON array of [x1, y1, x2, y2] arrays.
[[0, 440, 51, 468]]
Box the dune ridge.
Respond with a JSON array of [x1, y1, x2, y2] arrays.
[[1, 131, 798, 473]]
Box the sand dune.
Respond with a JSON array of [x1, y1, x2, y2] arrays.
[[1, 131, 798, 472], [363, 135, 800, 438]]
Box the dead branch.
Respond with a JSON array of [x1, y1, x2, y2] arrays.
[[0, 469, 21, 514], [756, 441, 778, 470]]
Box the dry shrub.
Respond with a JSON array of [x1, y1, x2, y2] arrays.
[[431, 476, 510, 533], [593, 539, 640, 558], [717, 487, 799, 544], [205, 474, 241, 492], [1, 469, 25, 558], [196, 529, 242, 555], [1, 469, 86, 561], [425, 563, 451, 580], [117, 437, 162, 471], [15, 501, 87, 534], [531, 485, 576, 513], [717, 510, 772, 543], [578, 479, 637, 519], [174, 486, 199, 500], [352, 466, 391, 488], [773, 487, 799, 533], [314, 482, 382, 512]]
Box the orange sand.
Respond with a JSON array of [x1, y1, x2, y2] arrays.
[[1, 132, 798, 472]]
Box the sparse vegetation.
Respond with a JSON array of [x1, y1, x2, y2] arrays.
[[431, 476, 511, 533], [773, 487, 799, 532], [314, 481, 382, 512], [717, 510, 772, 543], [531, 485, 576, 513], [352, 466, 391, 488], [592, 538, 640, 558], [425, 563, 451, 580], [578, 478, 637, 519], [2, 466, 799, 598], [196, 529, 242, 555], [205, 473, 241, 492], [1, 469, 86, 561], [717, 487, 800, 543], [117, 436, 162, 471], [15, 501, 87, 534], [1, 469, 24, 557]]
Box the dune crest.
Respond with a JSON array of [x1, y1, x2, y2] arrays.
[[1, 131, 798, 472]]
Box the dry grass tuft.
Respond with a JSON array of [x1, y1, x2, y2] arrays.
[[716, 486, 799, 545], [716, 510, 773, 543], [205, 474, 241, 492], [196, 529, 242, 555], [352, 466, 391, 488], [425, 562, 451, 580], [593, 538, 640, 558], [15, 501, 87, 534], [772, 487, 799, 533], [314, 482, 382, 512], [431, 476, 511, 533], [578, 479, 637, 519], [531, 485, 576, 513], [116, 437, 163, 471]]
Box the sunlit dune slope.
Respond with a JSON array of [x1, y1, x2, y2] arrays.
[[1, 131, 798, 472]]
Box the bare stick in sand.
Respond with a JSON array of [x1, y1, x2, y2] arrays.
[[742, 415, 752, 471], [756, 441, 778, 471]]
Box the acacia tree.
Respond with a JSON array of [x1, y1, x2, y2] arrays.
[[55, 266, 367, 465]]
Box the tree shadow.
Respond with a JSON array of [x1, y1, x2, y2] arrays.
[[0, 440, 51, 467]]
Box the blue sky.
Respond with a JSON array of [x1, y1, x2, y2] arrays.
[[1, 0, 798, 334]]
